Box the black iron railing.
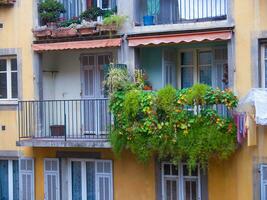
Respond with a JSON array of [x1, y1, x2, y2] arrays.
[[135, 0, 228, 26], [18, 99, 112, 140]]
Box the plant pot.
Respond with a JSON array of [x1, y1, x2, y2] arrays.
[[51, 27, 77, 38], [143, 15, 154, 26], [97, 24, 117, 33], [77, 27, 97, 36], [46, 22, 57, 29], [50, 125, 65, 137], [32, 29, 52, 39]]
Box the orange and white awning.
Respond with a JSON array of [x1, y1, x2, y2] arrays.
[[128, 30, 232, 47], [32, 38, 122, 52]]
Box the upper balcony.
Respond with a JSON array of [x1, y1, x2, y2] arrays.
[[33, 0, 125, 42], [132, 0, 231, 34]]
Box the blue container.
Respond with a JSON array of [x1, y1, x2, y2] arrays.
[[143, 15, 154, 26]]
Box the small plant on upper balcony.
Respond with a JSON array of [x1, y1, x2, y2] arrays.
[[98, 14, 127, 33], [39, 0, 65, 28]]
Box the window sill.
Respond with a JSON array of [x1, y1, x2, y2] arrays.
[[0, 100, 18, 106]]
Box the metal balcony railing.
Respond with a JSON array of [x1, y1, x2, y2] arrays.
[[135, 0, 228, 26], [18, 99, 112, 140]]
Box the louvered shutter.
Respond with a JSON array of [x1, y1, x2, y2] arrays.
[[261, 165, 267, 200], [44, 159, 60, 200], [96, 161, 113, 200], [20, 158, 34, 200]]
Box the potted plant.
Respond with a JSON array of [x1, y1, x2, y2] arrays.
[[80, 7, 104, 21], [76, 20, 99, 36], [98, 14, 127, 33], [32, 25, 52, 39], [39, 0, 65, 29], [143, 0, 160, 26], [51, 26, 77, 38]]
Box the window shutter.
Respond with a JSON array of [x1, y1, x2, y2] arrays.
[[261, 165, 267, 200], [20, 158, 34, 200], [96, 161, 113, 200], [44, 159, 60, 200]]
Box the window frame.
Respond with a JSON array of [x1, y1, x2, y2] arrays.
[[67, 158, 113, 200], [161, 162, 201, 200], [0, 56, 18, 101], [19, 158, 35, 200], [44, 158, 60, 200], [260, 44, 267, 88], [0, 158, 19, 200], [178, 47, 227, 89], [260, 164, 267, 200]]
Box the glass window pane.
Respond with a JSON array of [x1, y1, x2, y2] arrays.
[[0, 73, 7, 99], [12, 72, 18, 98], [0, 60, 6, 71], [184, 179, 198, 200], [171, 165, 178, 176], [86, 162, 95, 200], [164, 164, 171, 175], [183, 165, 198, 176], [102, 0, 110, 9], [199, 51, 212, 65], [181, 52, 193, 65], [165, 180, 178, 200], [13, 160, 19, 200], [0, 160, 9, 200], [72, 161, 82, 200], [181, 67, 193, 88], [200, 66, 212, 86], [11, 59, 17, 71]]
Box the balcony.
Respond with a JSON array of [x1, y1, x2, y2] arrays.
[[134, 0, 228, 26], [17, 99, 112, 148]]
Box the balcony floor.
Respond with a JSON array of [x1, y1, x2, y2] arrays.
[[16, 138, 111, 148]]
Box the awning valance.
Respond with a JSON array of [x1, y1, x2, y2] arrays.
[[32, 38, 122, 52], [128, 30, 232, 47]]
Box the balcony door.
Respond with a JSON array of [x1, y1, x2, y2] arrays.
[[81, 54, 111, 135]]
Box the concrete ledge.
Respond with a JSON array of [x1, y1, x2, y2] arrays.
[[16, 139, 111, 148], [0, 150, 22, 157]]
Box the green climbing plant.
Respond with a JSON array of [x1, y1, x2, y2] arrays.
[[107, 69, 238, 169]]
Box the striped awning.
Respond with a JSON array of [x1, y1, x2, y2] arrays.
[[128, 30, 232, 47], [32, 38, 122, 52]]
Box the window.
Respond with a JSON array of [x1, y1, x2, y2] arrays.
[[20, 158, 34, 200], [178, 48, 228, 89], [0, 159, 19, 200], [44, 159, 60, 200], [0, 57, 18, 100], [261, 164, 267, 200], [162, 163, 201, 200], [69, 159, 113, 200], [60, 0, 117, 20]]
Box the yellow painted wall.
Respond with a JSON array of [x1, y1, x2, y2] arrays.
[[29, 148, 156, 200], [1, 0, 267, 200], [0, 1, 35, 154]]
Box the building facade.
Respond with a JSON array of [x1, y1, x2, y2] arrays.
[[0, 0, 267, 199]]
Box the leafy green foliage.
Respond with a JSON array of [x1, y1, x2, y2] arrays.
[[39, 0, 65, 24], [157, 85, 176, 112], [109, 81, 238, 169], [103, 65, 131, 94], [58, 17, 81, 27], [80, 7, 104, 21], [103, 15, 127, 28]]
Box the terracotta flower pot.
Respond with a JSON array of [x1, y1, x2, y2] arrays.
[[77, 27, 98, 36], [97, 24, 117, 33], [32, 29, 52, 39], [51, 28, 77, 38], [46, 22, 58, 29]]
